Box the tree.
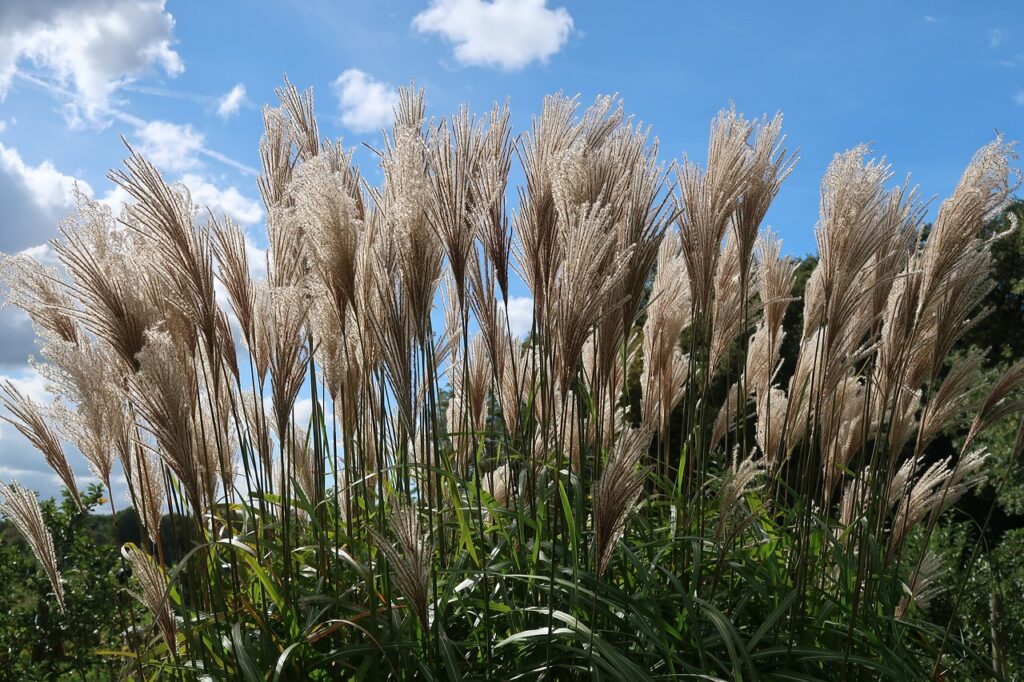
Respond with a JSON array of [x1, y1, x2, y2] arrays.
[[0, 485, 122, 679], [929, 200, 1024, 677]]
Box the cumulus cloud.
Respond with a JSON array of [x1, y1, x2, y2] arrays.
[[0, 143, 88, 217], [0, 307, 38, 368], [2, 366, 48, 403], [180, 173, 263, 225], [0, 246, 56, 369], [0, 144, 83, 364], [332, 69, 399, 133], [99, 171, 262, 228], [0, 366, 116, 503], [132, 120, 205, 172], [97, 184, 133, 217], [217, 83, 247, 119], [502, 295, 534, 338], [0, 0, 183, 124], [413, 0, 572, 70], [246, 240, 267, 279], [0, 150, 263, 505], [0, 142, 89, 252], [293, 398, 314, 428], [0, 126, 260, 246], [0, 128, 260, 253], [259, 396, 313, 432]]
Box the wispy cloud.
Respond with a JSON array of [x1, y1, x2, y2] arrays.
[[121, 84, 213, 104], [413, 0, 573, 70], [1013, 89, 1024, 106], [19, 72, 258, 176], [124, 83, 250, 120], [989, 28, 1006, 48], [199, 148, 258, 176]]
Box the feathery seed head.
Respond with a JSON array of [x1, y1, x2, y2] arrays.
[[0, 382, 82, 510], [122, 543, 176, 651], [368, 505, 432, 630], [593, 426, 652, 576], [0, 482, 65, 614]]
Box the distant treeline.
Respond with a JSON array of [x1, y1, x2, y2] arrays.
[[0, 508, 196, 565]]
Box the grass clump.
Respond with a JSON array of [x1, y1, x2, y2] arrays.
[[1, 81, 1022, 680]]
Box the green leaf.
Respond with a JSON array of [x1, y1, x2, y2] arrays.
[[231, 621, 262, 682]]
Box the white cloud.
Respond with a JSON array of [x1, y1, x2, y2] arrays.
[[1014, 90, 1024, 106], [217, 83, 246, 119], [126, 115, 257, 176], [2, 366, 49, 404], [923, 15, 937, 23], [99, 170, 262, 233], [0, 144, 83, 365], [0, 143, 89, 213], [260, 396, 314, 431], [18, 243, 60, 266], [0, 0, 182, 124], [293, 399, 314, 428], [0, 307, 38, 368], [98, 185, 133, 217], [132, 120, 205, 172], [0, 127, 259, 248], [332, 69, 399, 133], [0, 142, 90, 252], [127, 117, 257, 176], [0, 366, 127, 503], [245, 236, 267, 279], [989, 28, 1006, 48], [0, 119, 259, 239], [413, 0, 573, 70], [502, 295, 534, 338], [179, 173, 263, 225]]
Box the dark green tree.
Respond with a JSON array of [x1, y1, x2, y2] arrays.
[[927, 200, 1024, 678], [0, 485, 122, 680]]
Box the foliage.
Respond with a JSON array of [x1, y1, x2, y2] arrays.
[[966, 202, 1024, 516], [924, 201, 1024, 678], [0, 485, 122, 679]]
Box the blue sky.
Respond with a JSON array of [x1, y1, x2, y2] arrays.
[[1, 0, 1022, 500]]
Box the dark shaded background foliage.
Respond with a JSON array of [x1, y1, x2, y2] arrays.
[[0, 486, 194, 679], [0, 485, 119, 680]]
